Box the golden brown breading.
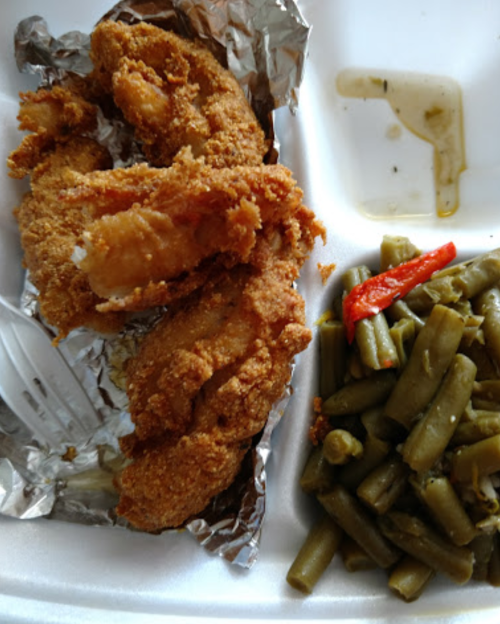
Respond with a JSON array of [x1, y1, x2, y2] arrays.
[[62, 153, 318, 310], [7, 82, 99, 179], [14, 138, 127, 339], [117, 432, 248, 532], [117, 250, 313, 531], [7, 17, 326, 534], [90, 20, 269, 167]]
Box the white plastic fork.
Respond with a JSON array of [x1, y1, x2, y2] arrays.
[[0, 294, 102, 448]]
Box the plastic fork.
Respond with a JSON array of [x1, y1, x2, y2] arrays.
[[0, 294, 102, 448]]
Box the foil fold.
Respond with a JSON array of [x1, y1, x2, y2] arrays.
[[1, 0, 310, 568]]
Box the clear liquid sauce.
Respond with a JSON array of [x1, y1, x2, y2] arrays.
[[337, 69, 466, 217]]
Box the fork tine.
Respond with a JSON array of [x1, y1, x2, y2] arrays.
[[0, 335, 61, 446], [0, 294, 102, 446], [2, 321, 86, 441]]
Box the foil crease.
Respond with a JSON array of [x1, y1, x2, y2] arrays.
[[1, 0, 310, 568]]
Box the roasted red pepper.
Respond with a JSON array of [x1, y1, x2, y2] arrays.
[[343, 241, 457, 343]]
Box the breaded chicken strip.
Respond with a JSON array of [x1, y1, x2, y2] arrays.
[[63, 152, 317, 310], [117, 249, 313, 531], [7, 81, 99, 180], [14, 138, 126, 339], [90, 21, 268, 167]]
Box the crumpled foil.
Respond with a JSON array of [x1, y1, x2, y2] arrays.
[[1, 0, 310, 568]]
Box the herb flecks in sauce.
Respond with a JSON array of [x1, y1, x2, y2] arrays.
[[337, 69, 466, 217]]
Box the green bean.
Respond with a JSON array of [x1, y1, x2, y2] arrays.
[[286, 513, 343, 594], [361, 407, 405, 443], [470, 533, 495, 581], [322, 429, 363, 465], [402, 354, 477, 472], [452, 248, 500, 299], [386, 300, 425, 331], [404, 274, 461, 313], [379, 235, 420, 272], [389, 318, 416, 368], [488, 534, 500, 587], [342, 266, 399, 370], [384, 304, 465, 429], [388, 555, 435, 602], [471, 397, 500, 411], [461, 401, 477, 423], [300, 446, 336, 495], [346, 350, 370, 380], [451, 411, 500, 446], [410, 475, 477, 546], [451, 434, 500, 482], [318, 485, 400, 569], [322, 371, 397, 416], [451, 298, 474, 316], [339, 536, 377, 572], [319, 320, 347, 399], [338, 434, 391, 490], [356, 455, 409, 515], [378, 511, 474, 585], [460, 315, 484, 349], [473, 286, 500, 369], [405, 249, 500, 313], [472, 380, 500, 406], [460, 341, 498, 382]]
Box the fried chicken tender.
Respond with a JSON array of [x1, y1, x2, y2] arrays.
[[63, 152, 317, 311], [7, 82, 99, 179], [14, 138, 126, 339], [90, 20, 268, 167], [8, 17, 326, 534], [117, 249, 313, 530]]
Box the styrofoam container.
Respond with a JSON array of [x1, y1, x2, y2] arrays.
[[1, 0, 500, 621]]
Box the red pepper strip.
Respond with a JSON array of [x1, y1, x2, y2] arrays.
[[343, 241, 457, 343]]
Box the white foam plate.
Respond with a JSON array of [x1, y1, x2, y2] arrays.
[[1, 1, 500, 622]]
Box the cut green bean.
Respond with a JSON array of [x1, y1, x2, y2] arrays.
[[322, 371, 396, 416], [453, 248, 500, 299], [339, 434, 390, 490], [346, 349, 368, 380], [451, 434, 500, 482], [300, 446, 336, 495], [361, 407, 405, 443], [451, 298, 474, 317], [322, 429, 363, 465], [319, 320, 347, 399], [342, 266, 399, 370], [386, 300, 425, 331], [405, 249, 500, 313], [404, 274, 461, 313], [356, 455, 409, 515], [379, 235, 420, 272], [470, 533, 495, 581], [389, 318, 416, 369], [402, 354, 477, 472], [286, 513, 343, 594], [339, 536, 377, 572], [460, 315, 485, 350], [488, 534, 500, 587], [378, 511, 474, 585], [473, 286, 500, 369], [460, 341, 499, 382], [318, 485, 400, 569], [473, 380, 500, 404], [388, 555, 435, 603], [385, 304, 465, 429], [410, 475, 477, 546], [451, 411, 500, 446]]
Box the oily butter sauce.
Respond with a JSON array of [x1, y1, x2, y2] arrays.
[[337, 69, 466, 218]]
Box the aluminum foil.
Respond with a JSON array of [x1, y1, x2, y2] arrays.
[[1, 0, 311, 568]]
